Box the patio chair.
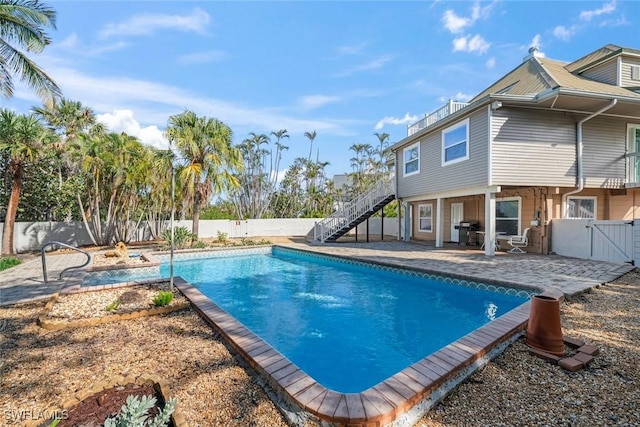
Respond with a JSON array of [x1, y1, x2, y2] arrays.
[[507, 228, 529, 253]]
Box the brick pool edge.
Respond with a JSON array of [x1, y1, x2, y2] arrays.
[[173, 276, 531, 426]]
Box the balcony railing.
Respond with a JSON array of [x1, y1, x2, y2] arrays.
[[407, 100, 469, 136]]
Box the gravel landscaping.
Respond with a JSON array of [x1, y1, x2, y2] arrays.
[[1, 270, 638, 426]]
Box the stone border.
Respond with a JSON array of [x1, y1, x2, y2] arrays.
[[25, 374, 187, 427], [37, 292, 190, 331], [87, 253, 160, 272]]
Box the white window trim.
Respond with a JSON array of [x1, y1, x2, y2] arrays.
[[441, 118, 470, 166], [567, 196, 597, 219], [496, 196, 521, 235], [403, 142, 420, 177], [627, 124, 640, 184], [418, 203, 433, 233]]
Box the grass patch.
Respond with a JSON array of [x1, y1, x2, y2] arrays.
[[0, 257, 21, 271]]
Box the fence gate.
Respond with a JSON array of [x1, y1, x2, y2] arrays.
[[588, 220, 634, 264], [229, 220, 248, 239]]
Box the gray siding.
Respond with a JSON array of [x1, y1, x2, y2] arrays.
[[397, 108, 488, 198], [491, 109, 628, 188], [621, 56, 640, 87], [582, 59, 618, 85], [491, 108, 577, 186], [582, 116, 627, 188]]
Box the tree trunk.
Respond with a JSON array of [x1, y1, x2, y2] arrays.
[[192, 194, 200, 245], [2, 161, 22, 256]]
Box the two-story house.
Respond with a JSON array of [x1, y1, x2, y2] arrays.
[[391, 44, 640, 255]]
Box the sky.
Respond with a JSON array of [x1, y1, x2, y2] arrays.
[[6, 0, 639, 179]]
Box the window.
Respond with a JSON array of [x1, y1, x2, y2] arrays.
[[496, 197, 521, 235], [442, 119, 469, 165], [418, 204, 433, 232], [567, 196, 596, 219], [628, 125, 640, 184], [403, 142, 420, 176]]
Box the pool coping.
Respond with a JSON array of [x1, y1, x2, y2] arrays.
[[170, 246, 540, 426]]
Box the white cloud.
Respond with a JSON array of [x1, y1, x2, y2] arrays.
[[97, 109, 169, 150], [99, 8, 211, 38], [442, 2, 495, 33], [552, 25, 575, 41], [452, 34, 490, 54], [599, 15, 629, 27], [178, 50, 227, 65], [530, 34, 542, 49], [334, 54, 394, 77], [439, 92, 473, 103], [375, 113, 418, 131], [442, 10, 471, 34], [579, 0, 616, 21], [336, 43, 368, 55], [299, 95, 342, 110], [33, 61, 356, 138], [57, 34, 78, 48], [486, 57, 496, 69]]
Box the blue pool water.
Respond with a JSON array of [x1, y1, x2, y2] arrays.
[[137, 248, 527, 393]]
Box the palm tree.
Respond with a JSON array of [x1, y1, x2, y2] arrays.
[[166, 110, 242, 241], [0, 0, 61, 106], [33, 98, 102, 188], [373, 132, 390, 173], [304, 130, 317, 162], [0, 109, 53, 255]]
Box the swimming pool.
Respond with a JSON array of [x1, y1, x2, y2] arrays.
[[156, 246, 528, 393], [85, 245, 535, 425]]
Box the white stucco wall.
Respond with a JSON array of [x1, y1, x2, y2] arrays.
[[0, 218, 322, 253]]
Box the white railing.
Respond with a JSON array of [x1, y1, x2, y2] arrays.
[[313, 178, 394, 242], [407, 100, 469, 136]]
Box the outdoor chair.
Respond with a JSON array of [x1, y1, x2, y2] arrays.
[[507, 228, 529, 253]]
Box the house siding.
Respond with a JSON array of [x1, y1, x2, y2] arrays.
[[621, 56, 640, 87], [491, 108, 577, 187], [581, 59, 618, 85], [397, 109, 488, 199], [581, 116, 627, 188]]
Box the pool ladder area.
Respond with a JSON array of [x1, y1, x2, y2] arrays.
[[41, 241, 91, 283]]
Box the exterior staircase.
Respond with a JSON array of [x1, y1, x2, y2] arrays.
[[311, 178, 395, 243]]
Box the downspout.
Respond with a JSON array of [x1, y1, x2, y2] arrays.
[[562, 99, 618, 217]]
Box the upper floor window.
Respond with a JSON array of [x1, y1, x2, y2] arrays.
[[442, 119, 469, 166], [567, 196, 596, 219], [403, 142, 420, 177]]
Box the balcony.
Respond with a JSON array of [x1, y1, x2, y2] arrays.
[[407, 100, 469, 136]]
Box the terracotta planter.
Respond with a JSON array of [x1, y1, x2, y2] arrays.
[[526, 294, 565, 356]]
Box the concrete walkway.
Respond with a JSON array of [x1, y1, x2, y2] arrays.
[[0, 241, 635, 306]]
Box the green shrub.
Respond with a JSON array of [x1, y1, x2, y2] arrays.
[[0, 257, 21, 272], [191, 240, 207, 249], [104, 394, 176, 427], [105, 299, 121, 312], [153, 290, 174, 307], [216, 231, 228, 243], [161, 226, 196, 249]]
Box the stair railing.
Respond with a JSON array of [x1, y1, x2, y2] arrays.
[[314, 177, 394, 242], [41, 241, 91, 282]]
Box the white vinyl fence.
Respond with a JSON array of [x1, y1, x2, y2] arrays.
[[551, 219, 639, 265]]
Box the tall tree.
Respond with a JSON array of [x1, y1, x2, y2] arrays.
[[304, 130, 317, 162], [165, 110, 242, 241], [373, 132, 391, 173], [33, 99, 102, 191], [0, 109, 52, 255], [0, 0, 61, 106]]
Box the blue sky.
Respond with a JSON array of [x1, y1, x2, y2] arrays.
[[7, 0, 639, 178]]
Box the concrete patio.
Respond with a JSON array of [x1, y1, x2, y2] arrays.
[[0, 240, 634, 306]]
